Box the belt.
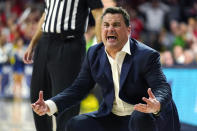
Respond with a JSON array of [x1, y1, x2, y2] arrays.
[[43, 32, 76, 40], [43, 31, 83, 40]]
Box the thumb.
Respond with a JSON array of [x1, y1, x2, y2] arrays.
[[147, 88, 155, 99]]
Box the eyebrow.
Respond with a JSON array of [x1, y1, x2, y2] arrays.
[[103, 22, 109, 24], [103, 21, 121, 24]]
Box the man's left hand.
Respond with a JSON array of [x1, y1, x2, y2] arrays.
[[134, 88, 161, 114]]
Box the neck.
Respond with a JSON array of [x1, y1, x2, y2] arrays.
[[105, 39, 128, 59], [106, 47, 121, 59]]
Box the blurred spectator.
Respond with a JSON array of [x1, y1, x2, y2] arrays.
[[20, 9, 41, 45], [0, 9, 6, 26], [186, 18, 197, 47], [8, 22, 21, 43], [0, 34, 13, 65], [0, 0, 43, 97], [129, 8, 144, 40], [138, 0, 170, 33], [12, 38, 26, 99], [161, 50, 174, 67], [0, 34, 8, 94], [191, 42, 197, 59], [10, 0, 23, 17], [159, 28, 174, 50], [194, 45, 197, 64], [0, 34, 13, 96], [158, 20, 181, 51], [173, 45, 185, 65], [172, 22, 187, 48], [164, 0, 181, 30], [184, 1, 197, 21], [170, 20, 179, 35], [183, 49, 196, 66], [138, 0, 170, 49]]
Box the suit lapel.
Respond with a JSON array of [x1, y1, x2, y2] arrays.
[[100, 48, 113, 85], [120, 39, 136, 89], [99, 39, 136, 90], [119, 54, 133, 89]]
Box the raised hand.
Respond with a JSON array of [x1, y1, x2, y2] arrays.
[[134, 88, 161, 114], [31, 91, 50, 116]]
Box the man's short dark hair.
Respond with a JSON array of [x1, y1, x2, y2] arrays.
[[101, 7, 130, 27]]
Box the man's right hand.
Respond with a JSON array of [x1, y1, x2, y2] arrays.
[[31, 91, 50, 116], [23, 45, 34, 64]]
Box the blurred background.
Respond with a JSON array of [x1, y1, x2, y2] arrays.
[[0, 0, 197, 131]]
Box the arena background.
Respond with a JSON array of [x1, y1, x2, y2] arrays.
[[0, 0, 197, 130]]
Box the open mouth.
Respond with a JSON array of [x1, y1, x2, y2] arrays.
[[107, 36, 117, 40]]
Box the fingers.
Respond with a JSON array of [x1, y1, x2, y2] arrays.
[[23, 53, 28, 64], [27, 53, 33, 63], [23, 52, 33, 64], [39, 91, 43, 101], [31, 91, 47, 116], [147, 88, 155, 99], [134, 103, 149, 113], [134, 88, 159, 113], [142, 97, 153, 106], [31, 103, 36, 109], [31, 103, 47, 116]]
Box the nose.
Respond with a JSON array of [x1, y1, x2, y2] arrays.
[[108, 25, 115, 33], [109, 25, 115, 30]]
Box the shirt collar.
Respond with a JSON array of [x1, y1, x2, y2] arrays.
[[121, 38, 131, 55], [105, 38, 131, 56]]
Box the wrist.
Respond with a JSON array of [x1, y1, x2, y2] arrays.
[[46, 105, 50, 112], [153, 109, 160, 116], [153, 101, 161, 115]]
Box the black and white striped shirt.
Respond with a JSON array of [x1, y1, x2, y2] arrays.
[[42, 0, 103, 36]]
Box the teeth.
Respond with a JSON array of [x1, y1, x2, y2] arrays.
[[107, 36, 116, 39]]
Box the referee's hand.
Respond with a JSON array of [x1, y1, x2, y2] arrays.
[[23, 46, 34, 64], [31, 91, 50, 116]]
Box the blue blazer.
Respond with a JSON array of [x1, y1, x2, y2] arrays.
[[51, 38, 180, 130]]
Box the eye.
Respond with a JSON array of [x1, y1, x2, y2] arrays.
[[113, 23, 120, 28], [104, 25, 108, 27], [103, 23, 109, 28]]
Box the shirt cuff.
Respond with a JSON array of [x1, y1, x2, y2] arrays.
[[45, 100, 58, 116]]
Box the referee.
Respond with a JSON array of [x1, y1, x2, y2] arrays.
[[23, 0, 103, 131]]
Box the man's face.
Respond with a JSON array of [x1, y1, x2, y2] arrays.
[[101, 13, 131, 52]]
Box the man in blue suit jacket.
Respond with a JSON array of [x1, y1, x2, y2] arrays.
[[32, 7, 180, 131]]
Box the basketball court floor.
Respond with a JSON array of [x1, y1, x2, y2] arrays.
[[0, 98, 35, 131]]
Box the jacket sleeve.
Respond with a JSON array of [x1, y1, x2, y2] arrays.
[[143, 51, 172, 111], [50, 49, 96, 114]]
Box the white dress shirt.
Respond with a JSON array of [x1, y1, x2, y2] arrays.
[[45, 39, 134, 116], [105, 39, 134, 116]]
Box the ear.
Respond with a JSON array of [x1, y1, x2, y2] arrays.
[[127, 25, 131, 35]]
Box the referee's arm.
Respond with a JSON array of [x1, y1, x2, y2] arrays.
[[91, 8, 103, 43], [30, 13, 45, 49], [23, 13, 45, 64]]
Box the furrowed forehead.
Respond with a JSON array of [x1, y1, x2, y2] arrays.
[[101, 7, 130, 27], [102, 14, 123, 23], [102, 13, 123, 20]]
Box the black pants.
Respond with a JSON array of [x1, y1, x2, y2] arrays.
[[66, 111, 157, 131], [66, 110, 180, 131], [30, 33, 86, 131]]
